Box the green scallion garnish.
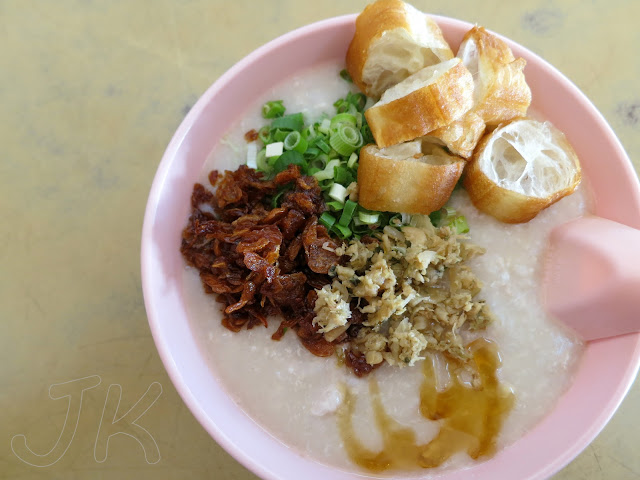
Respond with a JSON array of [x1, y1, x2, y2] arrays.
[[328, 183, 348, 203], [272, 150, 306, 174], [334, 165, 355, 185], [272, 128, 289, 142], [258, 125, 271, 144], [262, 100, 285, 119], [271, 185, 292, 208], [326, 200, 344, 212], [332, 223, 352, 239], [347, 152, 358, 169], [248, 77, 419, 242], [430, 206, 469, 234], [319, 212, 336, 230], [450, 215, 469, 234], [315, 138, 331, 154], [339, 69, 352, 83], [330, 113, 358, 130], [283, 131, 308, 153], [314, 159, 341, 182], [271, 113, 304, 132], [329, 124, 362, 156], [358, 211, 379, 225], [339, 200, 358, 226]]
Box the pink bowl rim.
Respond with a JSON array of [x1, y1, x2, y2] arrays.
[[141, 13, 640, 480]]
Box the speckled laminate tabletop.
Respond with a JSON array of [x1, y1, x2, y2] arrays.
[[1, 1, 639, 479]]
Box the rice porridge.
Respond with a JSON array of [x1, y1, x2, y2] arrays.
[[181, 60, 586, 474]]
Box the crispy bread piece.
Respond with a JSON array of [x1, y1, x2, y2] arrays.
[[458, 26, 531, 126], [424, 111, 486, 159], [358, 140, 465, 214], [365, 58, 474, 148], [463, 118, 581, 223], [346, 0, 453, 98]]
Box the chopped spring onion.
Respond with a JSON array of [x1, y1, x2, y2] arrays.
[[313, 159, 341, 182], [319, 212, 336, 230], [328, 183, 348, 203], [307, 156, 327, 170], [303, 147, 321, 160], [330, 125, 363, 156], [318, 118, 331, 135], [258, 125, 271, 144], [332, 224, 352, 239], [271, 185, 292, 208], [271, 113, 304, 132], [334, 91, 367, 113], [351, 93, 367, 111], [334, 165, 355, 185], [303, 123, 316, 139], [283, 131, 308, 153], [429, 209, 442, 226], [347, 152, 358, 169], [339, 69, 352, 83], [328, 148, 341, 160], [355, 111, 363, 129], [339, 200, 357, 226], [265, 142, 284, 158], [315, 138, 331, 154], [272, 128, 289, 142], [330, 113, 357, 129], [256, 149, 269, 172], [272, 150, 306, 173], [267, 153, 279, 168], [358, 211, 379, 225], [442, 206, 457, 217], [252, 88, 404, 241], [429, 206, 469, 234], [246, 142, 258, 169], [360, 124, 374, 145], [326, 200, 344, 211], [315, 154, 330, 167], [450, 216, 469, 234], [389, 213, 402, 225], [262, 100, 285, 119]]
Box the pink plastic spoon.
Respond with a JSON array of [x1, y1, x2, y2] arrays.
[[544, 216, 640, 341]]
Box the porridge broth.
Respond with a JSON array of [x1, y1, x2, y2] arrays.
[[181, 60, 586, 473]]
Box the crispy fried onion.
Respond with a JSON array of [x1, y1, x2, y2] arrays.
[[181, 165, 342, 357]]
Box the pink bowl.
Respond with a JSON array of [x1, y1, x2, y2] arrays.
[[141, 14, 640, 480]]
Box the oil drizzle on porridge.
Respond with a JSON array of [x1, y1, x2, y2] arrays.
[[337, 339, 514, 472]]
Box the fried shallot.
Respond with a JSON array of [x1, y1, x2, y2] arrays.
[[181, 165, 342, 357]]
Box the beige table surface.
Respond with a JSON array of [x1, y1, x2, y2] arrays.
[[1, 1, 639, 479]]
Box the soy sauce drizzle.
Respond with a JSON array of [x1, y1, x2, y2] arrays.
[[337, 338, 515, 472]]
